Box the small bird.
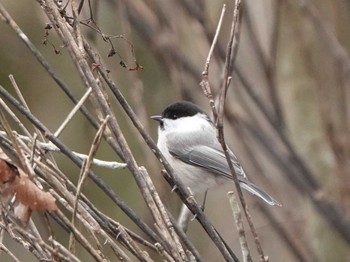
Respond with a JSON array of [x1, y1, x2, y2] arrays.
[[152, 101, 281, 206]]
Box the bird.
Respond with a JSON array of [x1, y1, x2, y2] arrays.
[[151, 101, 281, 206]]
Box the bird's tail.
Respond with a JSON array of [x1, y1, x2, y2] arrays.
[[240, 181, 282, 206]]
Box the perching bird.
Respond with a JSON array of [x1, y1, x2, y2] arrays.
[[151, 101, 281, 206]]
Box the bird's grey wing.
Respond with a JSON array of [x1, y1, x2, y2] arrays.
[[167, 134, 282, 206], [190, 146, 245, 179], [168, 136, 245, 180]]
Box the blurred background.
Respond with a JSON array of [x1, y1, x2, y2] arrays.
[[1, 0, 350, 261]]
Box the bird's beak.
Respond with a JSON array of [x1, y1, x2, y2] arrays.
[[151, 115, 162, 122]]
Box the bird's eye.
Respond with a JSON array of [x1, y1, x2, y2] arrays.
[[172, 114, 177, 119]]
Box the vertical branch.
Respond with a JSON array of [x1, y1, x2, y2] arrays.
[[217, 1, 268, 261], [69, 116, 109, 252], [228, 192, 252, 262], [200, 4, 226, 121], [218, 0, 242, 120]]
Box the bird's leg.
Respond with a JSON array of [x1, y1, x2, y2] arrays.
[[202, 190, 208, 212], [190, 190, 208, 222], [171, 185, 178, 192], [178, 191, 209, 231], [177, 203, 192, 232]]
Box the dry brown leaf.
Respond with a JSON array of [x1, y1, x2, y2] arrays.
[[0, 158, 19, 203], [0, 149, 58, 225], [14, 173, 57, 211]]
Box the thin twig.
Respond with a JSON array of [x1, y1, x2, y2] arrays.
[[54, 87, 92, 137], [0, 98, 31, 138], [7, 75, 59, 168], [0, 103, 29, 174], [0, 130, 127, 169], [69, 115, 109, 252], [0, 243, 20, 262], [200, 4, 226, 121], [228, 192, 252, 262]]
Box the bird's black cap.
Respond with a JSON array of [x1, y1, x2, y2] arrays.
[[161, 101, 206, 120]]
